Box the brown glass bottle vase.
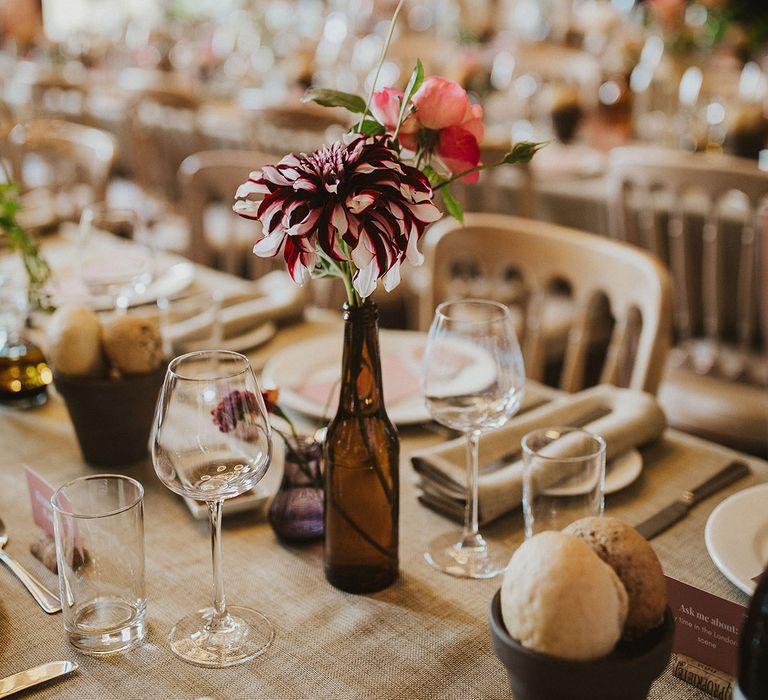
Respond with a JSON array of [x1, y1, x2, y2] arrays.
[[323, 302, 399, 593]]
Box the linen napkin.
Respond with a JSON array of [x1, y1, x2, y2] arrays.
[[164, 271, 308, 350], [411, 384, 666, 525]]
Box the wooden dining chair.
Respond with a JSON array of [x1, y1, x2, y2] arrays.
[[419, 213, 673, 394], [245, 102, 349, 155], [127, 87, 202, 205], [8, 119, 117, 204], [178, 149, 282, 277], [29, 75, 89, 122], [607, 146, 768, 454]]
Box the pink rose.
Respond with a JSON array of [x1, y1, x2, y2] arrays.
[[371, 87, 403, 131], [371, 86, 419, 149], [371, 76, 484, 181], [411, 77, 469, 130], [458, 103, 485, 143], [438, 126, 481, 183]]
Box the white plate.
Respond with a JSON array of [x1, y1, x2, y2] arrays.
[[183, 437, 284, 520], [545, 449, 642, 497], [49, 260, 195, 311], [262, 330, 435, 425], [178, 321, 277, 354], [605, 449, 642, 495], [705, 483, 768, 595]]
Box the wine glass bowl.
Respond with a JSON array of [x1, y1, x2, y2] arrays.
[[151, 350, 274, 667], [153, 352, 271, 501], [422, 299, 525, 578]]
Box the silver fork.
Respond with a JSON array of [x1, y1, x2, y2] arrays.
[[0, 517, 61, 614]]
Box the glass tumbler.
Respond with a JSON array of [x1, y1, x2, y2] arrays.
[[522, 428, 606, 538], [52, 474, 146, 655]]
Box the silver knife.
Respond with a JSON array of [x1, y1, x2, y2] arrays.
[[635, 460, 750, 540], [0, 661, 78, 698]]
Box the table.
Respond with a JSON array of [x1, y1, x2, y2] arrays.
[[0, 308, 766, 699]]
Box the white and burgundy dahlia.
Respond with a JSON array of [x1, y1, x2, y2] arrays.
[[233, 135, 442, 299]]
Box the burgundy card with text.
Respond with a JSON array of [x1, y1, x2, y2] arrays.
[[667, 576, 747, 675]]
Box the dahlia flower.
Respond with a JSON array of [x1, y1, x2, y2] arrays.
[[234, 134, 442, 300]]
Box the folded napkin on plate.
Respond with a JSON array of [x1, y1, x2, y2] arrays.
[[165, 271, 308, 349], [411, 384, 666, 525]]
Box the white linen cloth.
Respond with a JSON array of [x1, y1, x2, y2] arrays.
[[411, 385, 667, 524]]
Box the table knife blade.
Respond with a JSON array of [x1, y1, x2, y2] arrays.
[[635, 460, 750, 540], [0, 661, 78, 698]]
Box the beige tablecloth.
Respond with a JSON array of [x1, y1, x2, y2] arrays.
[[0, 314, 765, 699]]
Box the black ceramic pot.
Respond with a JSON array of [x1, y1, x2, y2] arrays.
[[488, 590, 674, 700]]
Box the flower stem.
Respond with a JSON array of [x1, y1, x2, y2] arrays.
[[433, 142, 547, 190], [356, 0, 407, 131]]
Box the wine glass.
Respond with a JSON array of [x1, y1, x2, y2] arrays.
[[151, 350, 274, 667], [421, 299, 525, 578], [76, 203, 154, 311]]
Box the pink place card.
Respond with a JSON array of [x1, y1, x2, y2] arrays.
[[666, 575, 747, 677], [24, 466, 57, 538]]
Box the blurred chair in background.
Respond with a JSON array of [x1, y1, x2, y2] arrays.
[[608, 146, 768, 455], [178, 149, 281, 278], [419, 213, 672, 395], [127, 86, 202, 206], [29, 74, 88, 123], [246, 102, 349, 155], [8, 118, 117, 227]]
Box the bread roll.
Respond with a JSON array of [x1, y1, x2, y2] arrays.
[[46, 305, 105, 377], [501, 531, 628, 660], [564, 517, 667, 638], [102, 315, 164, 375]]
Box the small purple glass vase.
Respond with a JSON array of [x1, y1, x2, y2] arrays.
[[268, 436, 324, 542]]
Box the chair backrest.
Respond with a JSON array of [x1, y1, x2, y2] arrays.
[[127, 87, 202, 203], [29, 75, 88, 121], [607, 146, 767, 362], [246, 102, 349, 154], [178, 149, 279, 276], [419, 213, 672, 394], [8, 119, 117, 202]]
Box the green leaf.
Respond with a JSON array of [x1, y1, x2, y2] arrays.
[[396, 59, 424, 130], [502, 141, 547, 164], [302, 88, 367, 114], [440, 187, 464, 224], [355, 119, 386, 136]]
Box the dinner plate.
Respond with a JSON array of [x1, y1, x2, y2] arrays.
[[183, 436, 284, 520], [544, 449, 642, 497], [263, 330, 438, 425], [705, 483, 768, 595], [605, 448, 642, 494], [177, 321, 277, 354], [49, 260, 195, 311]]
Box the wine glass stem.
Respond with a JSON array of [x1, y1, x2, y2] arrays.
[[462, 430, 483, 548], [207, 499, 232, 632]]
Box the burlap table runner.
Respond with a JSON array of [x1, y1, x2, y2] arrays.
[[0, 320, 765, 699]]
